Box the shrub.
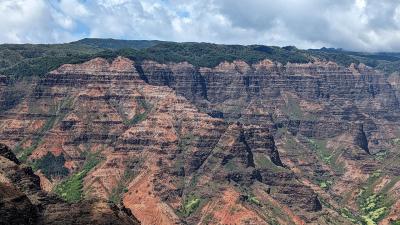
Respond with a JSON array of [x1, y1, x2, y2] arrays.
[[34, 152, 69, 179], [54, 151, 103, 203], [180, 196, 201, 216], [392, 220, 400, 225], [54, 170, 85, 203]]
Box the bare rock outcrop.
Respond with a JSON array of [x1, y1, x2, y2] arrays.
[[0, 144, 140, 225]]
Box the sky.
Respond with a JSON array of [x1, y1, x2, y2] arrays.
[[1, 0, 400, 51]]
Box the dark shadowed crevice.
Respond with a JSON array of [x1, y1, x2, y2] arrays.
[[269, 137, 285, 167], [134, 64, 148, 83], [354, 124, 370, 154], [195, 71, 208, 101], [239, 130, 255, 168], [312, 196, 323, 212]]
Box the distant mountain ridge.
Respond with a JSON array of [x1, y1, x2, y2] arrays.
[[71, 38, 165, 49], [1, 38, 400, 81]]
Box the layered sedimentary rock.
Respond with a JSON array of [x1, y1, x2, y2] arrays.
[[137, 59, 400, 224], [0, 144, 140, 225], [1, 57, 400, 225], [141, 60, 399, 142]]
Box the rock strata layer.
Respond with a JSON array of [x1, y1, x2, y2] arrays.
[[1, 57, 400, 225]]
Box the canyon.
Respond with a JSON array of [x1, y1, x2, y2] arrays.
[[0, 51, 400, 225]]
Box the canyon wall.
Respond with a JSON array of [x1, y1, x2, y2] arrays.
[[1, 57, 400, 225]]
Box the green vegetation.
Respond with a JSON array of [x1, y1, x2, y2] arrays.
[[282, 96, 318, 121], [319, 180, 333, 189], [393, 138, 400, 146], [308, 138, 345, 174], [254, 154, 286, 172], [308, 139, 330, 162], [355, 173, 400, 225], [0, 43, 101, 80], [123, 97, 152, 126], [248, 196, 261, 206], [255, 155, 274, 168], [109, 158, 142, 204], [235, 187, 299, 225], [241, 193, 262, 206], [377, 61, 400, 74], [391, 220, 400, 225], [283, 96, 304, 120], [177, 133, 195, 152], [308, 48, 400, 68], [109, 177, 130, 204], [16, 115, 57, 162], [54, 151, 103, 203], [340, 208, 359, 223], [202, 213, 215, 225], [371, 170, 382, 178], [0, 84, 26, 113], [341, 189, 388, 225], [268, 219, 281, 225], [170, 133, 198, 194], [127, 112, 148, 125], [2, 38, 400, 83], [0, 41, 312, 79], [379, 176, 400, 195], [223, 159, 239, 172], [374, 151, 388, 161], [307, 48, 360, 67], [15, 97, 68, 161], [15, 97, 73, 162], [16, 145, 38, 163], [359, 194, 387, 224], [32, 152, 69, 179], [72, 38, 163, 50], [180, 195, 201, 216], [128, 43, 311, 68], [54, 169, 86, 203]]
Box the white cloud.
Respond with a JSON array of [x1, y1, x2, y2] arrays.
[[0, 0, 400, 51], [0, 0, 51, 43]]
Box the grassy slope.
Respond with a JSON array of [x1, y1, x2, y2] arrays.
[[54, 151, 104, 203]]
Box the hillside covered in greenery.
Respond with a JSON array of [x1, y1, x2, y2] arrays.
[[1, 38, 400, 80]]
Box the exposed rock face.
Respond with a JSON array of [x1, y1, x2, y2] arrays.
[[135, 59, 400, 224], [0, 143, 140, 225], [0, 143, 19, 163], [0, 182, 38, 225], [1, 57, 400, 225], [141, 60, 399, 141]]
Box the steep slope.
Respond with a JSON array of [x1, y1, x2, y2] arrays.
[[0, 56, 400, 225], [0, 143, 140, 225], [140, 59, 400, 225]]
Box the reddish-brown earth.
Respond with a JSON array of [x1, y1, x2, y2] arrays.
[[1, 56, 400, 225]]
